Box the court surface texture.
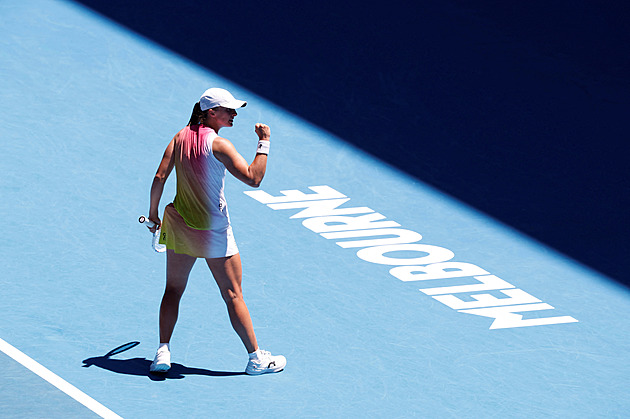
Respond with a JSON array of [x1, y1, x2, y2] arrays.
[[1, 0, 629, 418]]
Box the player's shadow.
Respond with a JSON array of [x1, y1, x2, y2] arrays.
[[82, 342, 245, 381]]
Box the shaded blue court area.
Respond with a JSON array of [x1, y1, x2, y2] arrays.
[[1, 0, 629, 417]]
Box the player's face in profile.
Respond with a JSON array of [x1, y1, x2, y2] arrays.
[[214, 107, 237, 127]]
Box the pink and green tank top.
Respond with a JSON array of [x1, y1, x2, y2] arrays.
[[172, 124, 230, 231]]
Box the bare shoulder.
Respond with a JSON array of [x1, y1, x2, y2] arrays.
[[212, 136, 236, 154]]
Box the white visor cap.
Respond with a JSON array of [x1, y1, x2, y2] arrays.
[[199, 88, 247, 111]]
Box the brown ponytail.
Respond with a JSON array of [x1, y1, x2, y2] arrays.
[[187, 102, 206, 126]]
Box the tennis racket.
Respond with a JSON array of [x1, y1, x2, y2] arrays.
[[138, 216, 166, 253]]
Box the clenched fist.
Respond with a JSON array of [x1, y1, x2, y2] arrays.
[[255, 123, 271, 141]]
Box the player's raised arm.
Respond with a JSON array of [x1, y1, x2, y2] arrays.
[[213, 123, 270, 188]]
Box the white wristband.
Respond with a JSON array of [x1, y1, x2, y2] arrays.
[[257, 140, 270, 155]]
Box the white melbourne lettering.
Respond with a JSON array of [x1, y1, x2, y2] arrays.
[[245, 186, 578, 330]]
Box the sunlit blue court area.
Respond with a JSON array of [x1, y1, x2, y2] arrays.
[[1, 0, 629, 417]]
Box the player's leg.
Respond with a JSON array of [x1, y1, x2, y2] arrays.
[[151, 249, 196, 372], [206, 254, 286, 374], [160, 249, 197, 343], [205, 253, 258, 353]]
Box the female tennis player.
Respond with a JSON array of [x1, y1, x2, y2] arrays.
[[146, 87, 285, 375]]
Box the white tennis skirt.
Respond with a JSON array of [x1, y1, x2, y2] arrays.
[[159, 203, 239, 258]]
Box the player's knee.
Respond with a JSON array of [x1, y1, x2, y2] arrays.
[[164, 282, 187, 297], [221, 288, 243, 304]]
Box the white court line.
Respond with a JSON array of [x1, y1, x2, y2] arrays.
[[0, 337, 122, 419]]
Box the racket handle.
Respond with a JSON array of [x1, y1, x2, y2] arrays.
[[139, 215, 166, 253], [138, 215, 156, 228]]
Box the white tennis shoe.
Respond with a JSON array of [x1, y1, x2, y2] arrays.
[[245, 349, 286, 375], [149, 346, 171, 373]]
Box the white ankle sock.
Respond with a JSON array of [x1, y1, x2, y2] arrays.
[[249, 349, 262, 360], [158, 343, 170, 352]]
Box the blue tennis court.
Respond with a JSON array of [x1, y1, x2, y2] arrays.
[[1, 0, 629, 417]]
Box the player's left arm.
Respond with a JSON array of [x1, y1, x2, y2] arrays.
[[148, 134, 176, 231]]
